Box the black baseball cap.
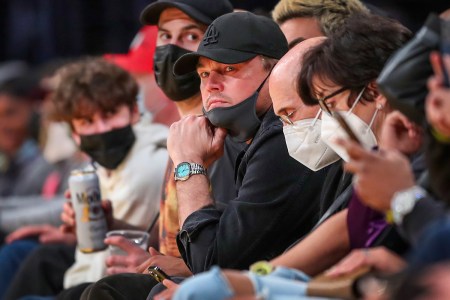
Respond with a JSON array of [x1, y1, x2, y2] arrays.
[[173, 12, 288, 75], [140, 0, 233, 26]]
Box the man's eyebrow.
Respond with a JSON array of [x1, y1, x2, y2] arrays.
[[159, 24, 203, 32], [196, 62, 204, 69], [180, 24, 204, 31]]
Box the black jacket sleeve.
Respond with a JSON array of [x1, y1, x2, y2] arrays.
[[400, 195, 447, 245], [177, 114, 326, 273]]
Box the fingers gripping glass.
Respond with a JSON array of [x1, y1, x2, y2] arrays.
[[316, 87, 348, 116]]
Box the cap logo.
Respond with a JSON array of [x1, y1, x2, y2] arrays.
[[203, 25, 219, 46]]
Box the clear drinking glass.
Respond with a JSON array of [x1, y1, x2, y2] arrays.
[[106, 230, 150, 256]]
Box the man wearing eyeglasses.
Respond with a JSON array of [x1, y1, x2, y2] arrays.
[[165, 11, 328, 274]]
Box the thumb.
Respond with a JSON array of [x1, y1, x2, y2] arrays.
[[102, 200, 113, 212], [214, 127, 228, 141], [149, 247, 162, 256], [162, 279, 178, 289]]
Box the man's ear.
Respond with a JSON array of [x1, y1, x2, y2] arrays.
[[374, 93, 387, 110], [367, 81, 381, 100], [368, 81, 387, 109], [130, 104, 140, 125]]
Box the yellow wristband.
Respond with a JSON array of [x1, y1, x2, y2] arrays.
[[385, 210, 394, 224], [249, 261, 274, 276]]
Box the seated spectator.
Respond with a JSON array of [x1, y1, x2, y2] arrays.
[[2, 58, 169, 300], [0, 76, 54, 199], [269, 1, 372, 220], [337, 41, 450, 299], [0, 60, 88, 237]]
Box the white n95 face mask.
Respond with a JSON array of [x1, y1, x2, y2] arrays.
[[320, 88, 378, 162], [283, 111, 340, 171]]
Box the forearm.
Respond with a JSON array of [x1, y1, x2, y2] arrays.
[[270, 209, 350, 276], [176, 174, 213, 226], [0, 196, 64, 233]]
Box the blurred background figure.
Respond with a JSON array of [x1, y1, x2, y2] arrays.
[[0, 59, 87, 242], [0, 63, 52, 198]]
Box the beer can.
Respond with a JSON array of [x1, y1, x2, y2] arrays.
[[68, 168, 108, 253]]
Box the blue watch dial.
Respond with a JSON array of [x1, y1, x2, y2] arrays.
[[176, 162, 191, 178]]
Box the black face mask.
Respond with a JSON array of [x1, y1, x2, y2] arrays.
[[203, 74, 269, 143], [79, 125, 136, 170], [153, 44, 200, 101]]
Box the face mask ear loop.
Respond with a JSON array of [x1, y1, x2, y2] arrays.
[[346, 86, 367, 116], [310, 109, 322, 128], [257, 68, 273, 93], [366, 103, 381, 134]]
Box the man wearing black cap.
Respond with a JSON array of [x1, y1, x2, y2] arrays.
[[167, 11, 326, 274]]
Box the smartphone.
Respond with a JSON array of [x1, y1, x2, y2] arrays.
[[147, 265, 171, 283], [332, 111, 361, 145]]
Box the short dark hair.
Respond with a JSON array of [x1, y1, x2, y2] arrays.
[[298, 12, 411, 106], [51, 58, 138, 123], [260, 56, 278, 72]]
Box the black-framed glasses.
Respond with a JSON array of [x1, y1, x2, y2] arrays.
[[316, 87, 348, 116], [279, 109, 297, 126]]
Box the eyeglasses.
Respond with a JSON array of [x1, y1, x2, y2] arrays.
[[316, 87, 348, 116], [279, 109, 297, 126]]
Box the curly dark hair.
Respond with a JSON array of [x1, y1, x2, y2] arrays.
[[298, 12, 411, 107], [51, 57, 138, 123]]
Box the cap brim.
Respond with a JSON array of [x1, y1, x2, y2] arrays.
[[140, 2, 212, 25], [174, 49, 256, 75]]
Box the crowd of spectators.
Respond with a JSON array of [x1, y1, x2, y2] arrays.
[[1, 0, 450, 300]]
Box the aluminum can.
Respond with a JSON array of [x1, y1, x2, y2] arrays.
[[68, 168, 107, 253]]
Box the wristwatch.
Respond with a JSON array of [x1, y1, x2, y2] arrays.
[[174, 162, 207, 181], [390, 185, 426, 225]]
